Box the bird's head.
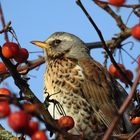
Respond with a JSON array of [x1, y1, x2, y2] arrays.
[[31, 32, 90, 61]]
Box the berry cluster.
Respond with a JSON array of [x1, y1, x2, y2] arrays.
[[0, 87, 48, 140], [0, 42, 29, 73], [109, 63, 133, 84], [0, 87, 75, 140], [2, 42, 29, 62], [107, 0, 140, 42]]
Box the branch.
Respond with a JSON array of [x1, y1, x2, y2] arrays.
[[76, 0, 133, 86], [93, 0, 127, 31], [0, 47, 61, 131], [102, 69, 140, 140], [0, 2, 9, 42], [86, 28, 131, 50], [128, 128, 140, 140], [0, 56, 45, 82]]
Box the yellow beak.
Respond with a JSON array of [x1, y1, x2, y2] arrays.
[[31, 41, 50, 49]]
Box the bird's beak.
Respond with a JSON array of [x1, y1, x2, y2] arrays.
[[31, 41, 50, 49]]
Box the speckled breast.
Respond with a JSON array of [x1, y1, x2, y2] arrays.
[[43, 58, 96, 138]]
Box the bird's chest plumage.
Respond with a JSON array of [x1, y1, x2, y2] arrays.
[[44, 58, 95, 137], [44, 58, 84, 99]]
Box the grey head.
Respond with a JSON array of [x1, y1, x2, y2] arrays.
[[31, 32, 90, 60]]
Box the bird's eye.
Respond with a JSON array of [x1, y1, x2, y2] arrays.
[[50, 39, 61, 47]]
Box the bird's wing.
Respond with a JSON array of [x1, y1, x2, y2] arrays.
[[78, 58, 123, 133]]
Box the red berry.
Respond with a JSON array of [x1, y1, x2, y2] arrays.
[[130, 117, 140, 125], [120, 69, 133, 84], [25, 121, 39, 136], [0, 62, 6, 73], [23, 103, 39, 114], [109, 64, 117, 78], [0, 88, 11, 101], [58, 116, 75, 130], [108, 0, 126, 6], [31, 130, 48, 140], [14, 48, 29, 63], [0, 88, 11, 96], [0, 102, 10, 118], [109, 63, 125, 79], [2, 42, 19, 58], [126, 70, 133, 80], [8, 110, 30, 133], [131, 24, 140, 40]]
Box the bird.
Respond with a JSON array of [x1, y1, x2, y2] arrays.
[[31, 32, 136, 139]]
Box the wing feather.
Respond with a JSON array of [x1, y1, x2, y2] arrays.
[[79, 58, 123, 133]]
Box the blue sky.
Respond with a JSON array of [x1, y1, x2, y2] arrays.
[[0, 0, 140, 138]]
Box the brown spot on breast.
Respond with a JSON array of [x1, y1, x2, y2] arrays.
[[82, 100, 88, 107], [68, 102, 72, 106], [72, 88, 78, 93], [80, 112, 86, 117], [55, 80, 59, 84], [64, 74, 70, 78], [62, 100, 66, 104], [73, 108, 79, 114], [61, 81, 66, 87], [76, 104, 80, 109], [63, 95, 67, 99], [83, 107, 90, 112], [58, 75, 62, 78]]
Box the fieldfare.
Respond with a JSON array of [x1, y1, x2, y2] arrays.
[[31, 32, 136, 139]]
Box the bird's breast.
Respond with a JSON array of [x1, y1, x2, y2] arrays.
[[44, 58, 85, 98], [43, 58, 97, 138]]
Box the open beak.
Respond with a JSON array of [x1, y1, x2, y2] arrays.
[[31, 41, 50, 49]]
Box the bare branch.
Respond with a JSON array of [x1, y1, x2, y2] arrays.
[[93, 0, 127, 31], [0, 56, 45, 82], [76, 0, 133, 86], [0, 2, 9, 42], [86, 28, 131, 50]]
